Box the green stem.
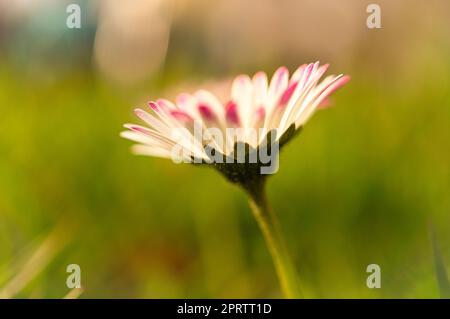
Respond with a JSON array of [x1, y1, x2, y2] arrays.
[[245, 179, 301, 298]]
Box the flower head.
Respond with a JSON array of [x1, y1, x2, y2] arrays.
[[121, 62, 349, 182]]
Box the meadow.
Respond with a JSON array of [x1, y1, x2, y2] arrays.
[[0, 0, 449, 298]]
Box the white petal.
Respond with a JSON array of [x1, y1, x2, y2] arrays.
[[278, 63, 329, 134], [264, 66, 289, 129], [134, 108, 171, 136], [231, 74, 253, 130], [131, 144, 174, 159], [120, 130, 171, 149], [295, 74, 350, 127], [252, 71, 268, 109], [194, 90, 225, 119]]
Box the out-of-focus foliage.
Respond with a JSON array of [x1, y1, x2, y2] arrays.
[[0, 0, 449, 298]]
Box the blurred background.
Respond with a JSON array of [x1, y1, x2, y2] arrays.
[[0, 0, 449, 298]]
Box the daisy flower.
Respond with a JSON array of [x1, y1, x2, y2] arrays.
[[122, 62, 349, 164], [121, 62, 350, 298]]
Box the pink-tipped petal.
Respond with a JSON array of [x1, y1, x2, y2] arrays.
[[124, 124, 153, 135], [317, 97, 332, 109], [279, 81, 298, 106], [225, 101, 240, 126], [266, 66, 289, 114], [195, 90, 224, 117], [170, 110, 193, 123], [256, 106, 265, 120], [312, 63, 329, 83], [231, 75, 252, 100], [157, 99, 176, 110], [270, 66, 289, 92], [134, 108, 170, 133], [198, 104, 217, 122], [324, 75, 351, 97], [290, 64, 307, 82], [253, 71, 268, 88], [318, 63, 329, 75], [148, 101, 159, 111], [300, 63, 315, 88], [275, 67, 288, 87], [176, 93, 191, 109], [313, 75, 350, 108]]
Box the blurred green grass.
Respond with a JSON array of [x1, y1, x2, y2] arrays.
[[0, 49, 449, 298]]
